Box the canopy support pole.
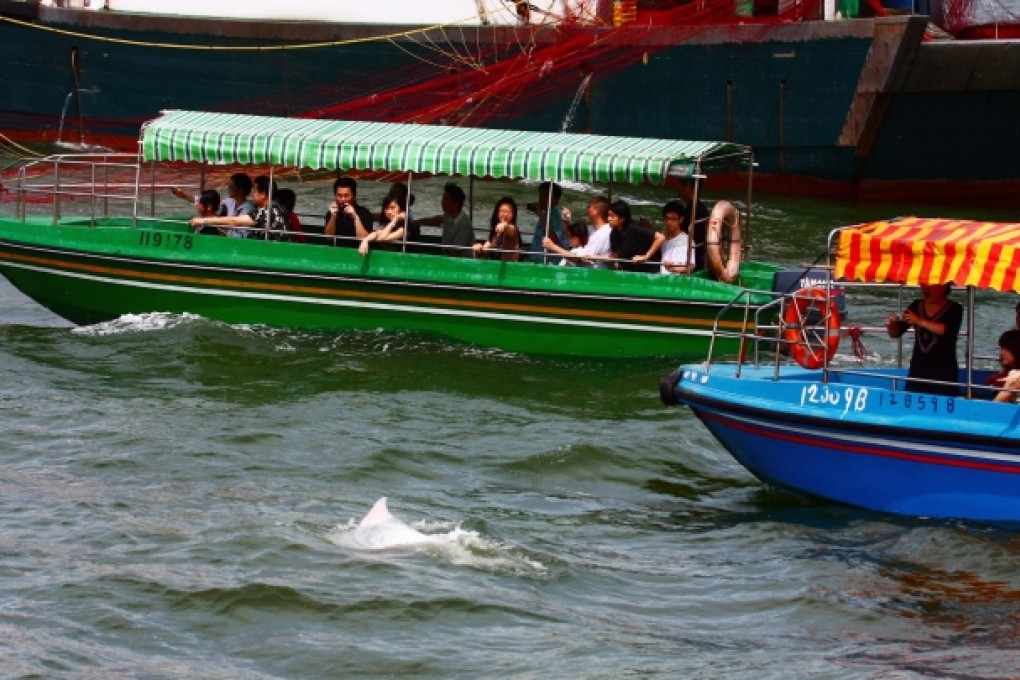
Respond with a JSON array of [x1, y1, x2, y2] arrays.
[[965, 285, 976, 399], [267, 166, 275, 240], [686, 164, 702, 272], [131, 153, 142, 229], [403, 171, 412, 253], [745, 150, 754, 256], [543, 179, 555, 265], [149, 160, 156, 219]]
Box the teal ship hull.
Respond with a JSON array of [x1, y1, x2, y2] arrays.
[[1, 3, 1018, 206]]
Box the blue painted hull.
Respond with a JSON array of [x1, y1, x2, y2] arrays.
[[666, 364, 1020, 522]]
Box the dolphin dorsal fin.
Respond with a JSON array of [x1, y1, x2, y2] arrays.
[[359, 497, 392, 527]]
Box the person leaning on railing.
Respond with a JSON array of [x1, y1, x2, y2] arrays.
[[194, 190, 225, 235], [543, 221, 590, 267], [474, 196, 520, 261], [659, 199, 693, 275], [607, 199, 664, 273], [359, 190, 417, 257], [188, 175, 289, 240]]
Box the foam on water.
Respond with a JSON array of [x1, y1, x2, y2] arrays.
[[71, 311, 204, 336]]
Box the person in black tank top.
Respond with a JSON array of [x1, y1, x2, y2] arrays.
[[886, 283, 963, 396]]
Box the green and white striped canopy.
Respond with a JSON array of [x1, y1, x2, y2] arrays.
[[139, 110, 750, 185]]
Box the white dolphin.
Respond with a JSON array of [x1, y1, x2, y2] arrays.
[[351, 497, 436, 550], [326, 499, 548, 573]]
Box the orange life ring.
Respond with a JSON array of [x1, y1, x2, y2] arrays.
[[705, 200, 741, 283], [782, 287, 841, 369]]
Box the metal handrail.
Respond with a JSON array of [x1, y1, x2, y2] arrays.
[[12, 153, 142, 226], [698, 275, 992, 400]]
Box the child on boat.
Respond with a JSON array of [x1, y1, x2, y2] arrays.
[[194, 189, 225, 235]]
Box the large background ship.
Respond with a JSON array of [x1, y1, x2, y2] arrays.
[[1, 0, 1018, 205]]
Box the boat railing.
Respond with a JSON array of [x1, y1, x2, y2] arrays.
[[702, 286, 781, 372], [702, 278, 995, 398], [297, 230, 680, 266], [9, 153, 741, 270], [278, 218, 711, 267], [9, 153, 181, 227]]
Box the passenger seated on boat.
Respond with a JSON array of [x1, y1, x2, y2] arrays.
[[359, 190, 418, 256], [171, 185, 215, 214], [985, 329, 1020, 393], [413, 183, 474, 256], [226, 172, 255, 228], [676, 178, 710, 272], [375, 182, 415, 225], [194, 190, 225, 235], [527, 181, 567, 264], [995, 371, 1020, 403], [549, 221, 591, 267], [538, 195, 612, 267], [583, 196, 613, 268], [608, 199, 664, 273], [276, 188, 306, 244], [176, 173, 249, 219], [659, 200, 693, 275], [885, 282, 963, 396], [473, 196, 520, 261], [319, 176, 374, 247], [188, 175, 290, 240]]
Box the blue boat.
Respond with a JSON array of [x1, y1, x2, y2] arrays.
[[661, 216, 1020, 523]]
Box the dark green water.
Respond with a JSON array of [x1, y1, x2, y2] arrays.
[[3, 183, 1020, 677]]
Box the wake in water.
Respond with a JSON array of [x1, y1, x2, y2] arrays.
[[65, 311, 543, 368], [326, 497, 547, 575], [70, 311, 206, 336]]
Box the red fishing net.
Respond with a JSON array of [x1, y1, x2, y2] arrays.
[[296, 0, 824, 129]]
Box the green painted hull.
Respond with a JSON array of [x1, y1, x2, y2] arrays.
[[0, 216, 779, 358]]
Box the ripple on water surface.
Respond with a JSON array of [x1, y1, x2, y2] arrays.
[[3, 230, 1020, 677]]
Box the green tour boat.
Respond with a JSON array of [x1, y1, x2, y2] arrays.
[[0, 110, 787, 358]]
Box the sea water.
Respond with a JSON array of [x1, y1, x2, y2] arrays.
[[2, 180, 1020, 677]]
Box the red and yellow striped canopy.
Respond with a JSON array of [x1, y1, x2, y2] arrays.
[[836, 216, 1020, 293]]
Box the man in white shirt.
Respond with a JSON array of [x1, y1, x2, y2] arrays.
[[546, 195, 615, 268], [582, 195, 613, 268], [660, 199, 693, 274]]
